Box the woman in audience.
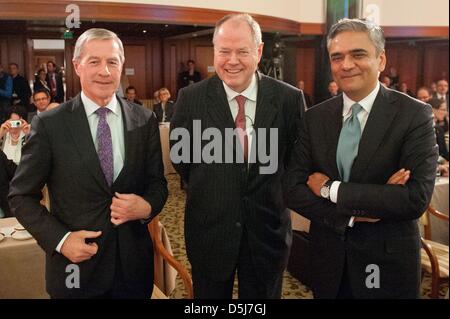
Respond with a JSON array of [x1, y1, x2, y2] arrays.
[[430, 99, 449, 176], [0, 106, 30, 164]]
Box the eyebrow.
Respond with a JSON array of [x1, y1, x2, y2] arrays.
[[330, 48, 368, 58]]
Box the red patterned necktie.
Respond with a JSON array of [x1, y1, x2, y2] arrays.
[[235, 95, 248, 161]]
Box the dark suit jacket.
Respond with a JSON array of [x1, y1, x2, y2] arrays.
[[46, 72, 64, 103], [435, 125, 449, 161], [0, 150, 16, 216], [153, 101, 174, 122], [170, 72, 304, 283], [8, 94, 168, 298], [284, 86, 438, 298]]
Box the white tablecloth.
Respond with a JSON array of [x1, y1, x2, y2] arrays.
[[429, 177, 449, 245]]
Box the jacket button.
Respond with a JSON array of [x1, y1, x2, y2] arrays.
[[236, 222, 242, 228]]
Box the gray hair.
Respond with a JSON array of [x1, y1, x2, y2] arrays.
[[327, 18, 385, 55], [73, 28, 124, 63], [213, 13, 262, 47]]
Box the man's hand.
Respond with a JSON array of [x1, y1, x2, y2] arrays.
[[355, 168, 411, 224], [110, 192, 152, 226], [307, 172, 330, 197], [60, 230, 102, 263]]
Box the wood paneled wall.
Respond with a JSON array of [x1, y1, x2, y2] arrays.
[[382, 40, 449, 94], [0, 35, 27, 78]]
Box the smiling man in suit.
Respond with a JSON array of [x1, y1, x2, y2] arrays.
[[170, 13, 304, 299], [9, 28, 168, 299], [284, 19, 438, 299]]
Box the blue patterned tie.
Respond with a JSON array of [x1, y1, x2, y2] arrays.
[[336, 103, 363, 182], [95, 107, 113, 186]]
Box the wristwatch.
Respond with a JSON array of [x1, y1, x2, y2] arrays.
[[320, 179, 333, 200]]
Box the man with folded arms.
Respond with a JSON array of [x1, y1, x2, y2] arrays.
[[284, 19, 438, 299]]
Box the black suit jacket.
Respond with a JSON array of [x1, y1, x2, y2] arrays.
[[46, 72, 64, 103], [8, 94, 168, 298], [170, 72, 304, 283], [284, 86, 438, 298], [153, 101, 175, 122], [0, 150, 16, 216]]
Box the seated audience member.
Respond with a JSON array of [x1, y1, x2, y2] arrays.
[[28, 89, 50, 123], [416, 86, 432, 103], [430, 99, 449, 161], [153, 88, 174, 123], [380, 75, 393, 89], [433, 79, 449, 104], [388, 66, 399, 89], [430, 82, 438, 95], [33, 68, 50, 94], [0, 106, 30, 164], [297, 80, 312, 109], [125, 86, 142, 105], [399, 82, 415, 97], [152, 89, 160, 107], [0, 149, 17, 218], [177, 59, 202, 90], [46, 102, 60, 111]]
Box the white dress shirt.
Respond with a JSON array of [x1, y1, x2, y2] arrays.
[[222, 74, 257, 163], [56, 92, 125, 253], [329, 81, 380, 227]]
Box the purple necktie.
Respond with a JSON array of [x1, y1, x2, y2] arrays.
[[95, 107, 113, 186]]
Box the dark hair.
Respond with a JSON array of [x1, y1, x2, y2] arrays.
[[47, 61, 56, 67], [187, 59, 195, 65], [8, 62, 19, 68], [8, 105, 27, 120], [429, 98, 446, 109], [125, 86, 136, 93], [33, 89, 50, 98]]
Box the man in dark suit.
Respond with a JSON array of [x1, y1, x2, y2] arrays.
[[170, 13, 303, 299], [9, 63, 32, 112], [284, 18, 438, 299], [153, 88, 174, 122], [177, 59, 202, 91], [46, 61, 65, 103], [9, 28, 168, 299], [433, 79, 449, 105], [0, 150, 16, 218]]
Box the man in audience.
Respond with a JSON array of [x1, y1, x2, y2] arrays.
[[153, 88, 174, 122], [27, 89, 51, 123], [434, 79, 449, 105], [297, 80, 312, 109], [171, 13, 304, 299], [9, 28, 168, 299], [125, 86, 142, 105], [0, 64, 13, 123], [177, 59, 202, 91], [416, 86, 432, 103], [46, 61, 65, 103], [9, 63, 32, 112], [284, 18, 438, 299]]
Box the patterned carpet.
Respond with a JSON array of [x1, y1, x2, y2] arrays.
[[159, 174, 448, 299]]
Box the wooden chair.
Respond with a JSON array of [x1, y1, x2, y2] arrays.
[[420, 205, 449, 299], [148, 216, 193, 298]]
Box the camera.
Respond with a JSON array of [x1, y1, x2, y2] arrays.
[[9, 120, 22, 128]]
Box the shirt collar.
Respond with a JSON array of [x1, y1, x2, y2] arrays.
[[222, 73, 257, 103], [342, 81, 380, 117], [81, 91, 120, 117]]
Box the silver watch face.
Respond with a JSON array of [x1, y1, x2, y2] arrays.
[[320, 185, 330, 198]]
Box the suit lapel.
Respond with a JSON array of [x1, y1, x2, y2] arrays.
[[206, 75, 235, 130], [350, 86, 398, 182], [63, 94, 110, 193], [112, 97, 133, 187], [326, 96, 344, 180]]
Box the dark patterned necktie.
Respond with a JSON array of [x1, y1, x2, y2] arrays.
[[95, 107, 113, 186]]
